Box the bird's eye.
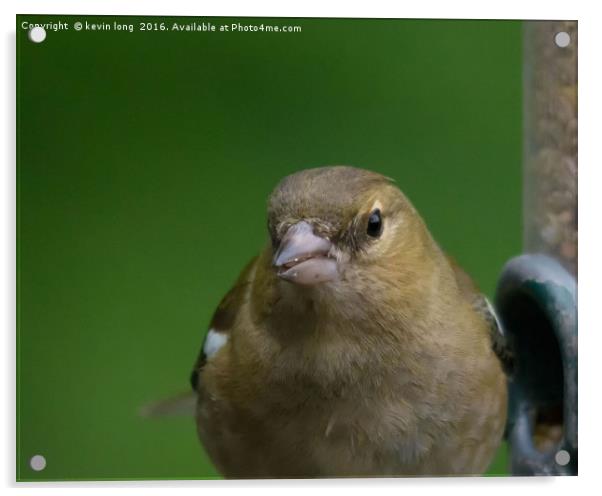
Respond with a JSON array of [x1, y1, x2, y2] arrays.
[[367, 209, 383, 238]]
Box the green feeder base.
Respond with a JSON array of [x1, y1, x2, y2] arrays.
[[495, 254, 577, 475]]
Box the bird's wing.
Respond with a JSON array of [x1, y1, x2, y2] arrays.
[[190, 256, 258, 391], [140, 257, 258, 418], [447, 256, 515, 376], [473, 294, 515, 376]]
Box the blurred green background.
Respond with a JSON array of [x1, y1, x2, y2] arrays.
[[17, 16, 522, 480]]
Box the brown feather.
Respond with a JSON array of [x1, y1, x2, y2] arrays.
[[193, 166, 507, 478]]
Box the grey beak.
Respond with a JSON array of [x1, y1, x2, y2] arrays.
[[273, 221, 331, 267], [273, 221, 339, 285]]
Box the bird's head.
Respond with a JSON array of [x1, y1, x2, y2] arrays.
[[267, 166, 429, 289]]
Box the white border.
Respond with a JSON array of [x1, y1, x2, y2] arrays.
[[3, 1, 601, 495], [3, 0, 584, 19]]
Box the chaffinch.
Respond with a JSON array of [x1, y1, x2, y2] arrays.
[[190, 166, 511, 478]]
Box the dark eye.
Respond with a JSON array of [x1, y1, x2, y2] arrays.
[[367, 209, 383, 238]]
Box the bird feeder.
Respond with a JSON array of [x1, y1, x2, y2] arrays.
[[495, 20, 577, 476]]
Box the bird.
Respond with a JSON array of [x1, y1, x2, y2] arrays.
[[189, 165, 511, 478]]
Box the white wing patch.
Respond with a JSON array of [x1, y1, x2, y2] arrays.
[[203, 328, 229, 359], [485, 297, 504, 336]]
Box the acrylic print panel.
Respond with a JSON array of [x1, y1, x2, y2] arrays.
[[16, 15, 576, 480]]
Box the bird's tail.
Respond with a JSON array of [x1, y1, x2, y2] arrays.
[[138, 391, 197, 418]]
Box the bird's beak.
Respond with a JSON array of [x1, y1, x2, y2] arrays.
[[273, 221, 339, 285]]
